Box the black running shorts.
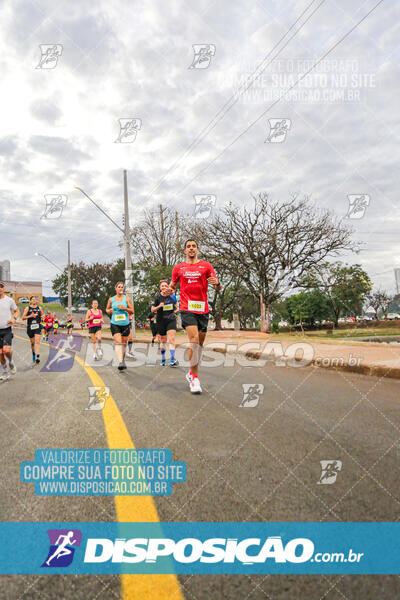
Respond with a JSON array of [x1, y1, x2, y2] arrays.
[[88, 325, 102, 334], [111, 323, 131, 337], [157, 317, 177, 336], [27, 324, 41, 338], [180, 311, 209, 333], [0, 327, 13, 349]]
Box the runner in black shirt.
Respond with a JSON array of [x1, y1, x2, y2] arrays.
[[22, 296, 43, 364], [151, 280, 179, 366]]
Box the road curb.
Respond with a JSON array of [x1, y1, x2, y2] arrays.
[[14, 326, 400, 380]]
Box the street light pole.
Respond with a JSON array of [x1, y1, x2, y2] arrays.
[[35, 245, 72, 311], [74, 172, 134, 321], [34, 252, 62, 272]]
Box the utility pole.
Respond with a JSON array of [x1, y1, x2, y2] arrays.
[[67, 240, 72, 314], [123, 170, 133, 306]]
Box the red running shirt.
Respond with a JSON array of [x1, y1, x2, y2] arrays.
[[171, 260, 216, 314]]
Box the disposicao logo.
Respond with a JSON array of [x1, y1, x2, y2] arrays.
[[41, 529, 82, 568], [83, 536, 314, 564]]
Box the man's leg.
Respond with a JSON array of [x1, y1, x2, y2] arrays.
[[186, 325, 200, 376]]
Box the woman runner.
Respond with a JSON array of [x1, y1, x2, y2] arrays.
[[106, 282, 134, 371], [85, 300, 104, 360]]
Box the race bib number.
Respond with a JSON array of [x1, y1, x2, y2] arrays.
[[188, 300, 205, 312], [114, 313, 126, 322], [92, 319, 101, 325], [163, 303, 173, 311], [30, 323, 40, 330]]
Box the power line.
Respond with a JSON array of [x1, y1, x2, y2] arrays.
[[145, 0, 326, 201], [175, 0, 384, 197]]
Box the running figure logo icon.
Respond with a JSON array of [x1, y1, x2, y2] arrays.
[[317, 460, 342, 485], [239, 384, 264, 408], [189, 45, 216, 69], [41, 529, 82, 568], [346, 195, 370, 219], [41, 194, 68, 219], [193, 195, 216, 219], [265, 119, 291, 143], [115, 118, 142, 143], [36, 45, 63, 69], [86, 386, 110, 411]]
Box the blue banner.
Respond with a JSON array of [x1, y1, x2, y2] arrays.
[[0, 522, 399, 574]]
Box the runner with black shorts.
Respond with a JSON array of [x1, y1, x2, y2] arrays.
[[22, 296, 42, 363], [106, 281, 134, 371], [85, 300, 103, 360], [152, 280, 179, 367], [169, 239, 221, 393], [0, 282, 19, 379]]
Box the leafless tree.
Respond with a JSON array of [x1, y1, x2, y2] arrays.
[[205, 193, 360, 320], [129, 205, 195, 266], [368, 289, 393, 319]]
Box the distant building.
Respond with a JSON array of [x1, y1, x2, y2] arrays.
[[0, 260, 10, 281], [2, 281, 43, 303]]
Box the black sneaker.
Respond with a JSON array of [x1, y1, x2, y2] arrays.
[[169, 359, 179, 367]]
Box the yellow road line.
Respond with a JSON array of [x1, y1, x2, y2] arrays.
[[16, 334, 184, 600]]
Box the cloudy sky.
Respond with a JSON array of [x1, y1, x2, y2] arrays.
[[0, 0, 399, 295]]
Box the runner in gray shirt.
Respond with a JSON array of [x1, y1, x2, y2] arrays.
[[0, 282, 19, 379]]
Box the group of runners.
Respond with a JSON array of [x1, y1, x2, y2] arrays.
[[0, 239, 221, 393]]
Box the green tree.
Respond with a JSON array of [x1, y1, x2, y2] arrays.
[[52, 259, 125, 311], [284, 290, 331, 330], [301, 263, 372, 326]]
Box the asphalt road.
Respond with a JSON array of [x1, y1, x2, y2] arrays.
[[1, 332, 400, 599]]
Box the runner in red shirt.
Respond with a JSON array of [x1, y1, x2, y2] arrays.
[[169, 239, 221, 394], [43, 311, 54, 341]]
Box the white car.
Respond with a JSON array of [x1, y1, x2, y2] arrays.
[[387, 313, 400, 320]]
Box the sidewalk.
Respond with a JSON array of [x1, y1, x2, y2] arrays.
[[77, 328, 400, 380]]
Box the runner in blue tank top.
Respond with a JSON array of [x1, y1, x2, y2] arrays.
[[106, 281, 134, 371]]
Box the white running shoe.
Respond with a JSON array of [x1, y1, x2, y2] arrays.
[[0, 370, 9, 381], [190, 377, 202, 394], [186, 371, 193, 385], [8, 362, 16, 374], [97, 348, 103, 359], [126, 351, 135, 359], [93, 353, 98, 361]]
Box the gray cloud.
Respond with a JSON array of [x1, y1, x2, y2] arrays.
[[0, 0, 398, 293]]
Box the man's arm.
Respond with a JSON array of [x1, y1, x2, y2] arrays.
[[10, 301, 19, 323], [207, 266, 222, 291]]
